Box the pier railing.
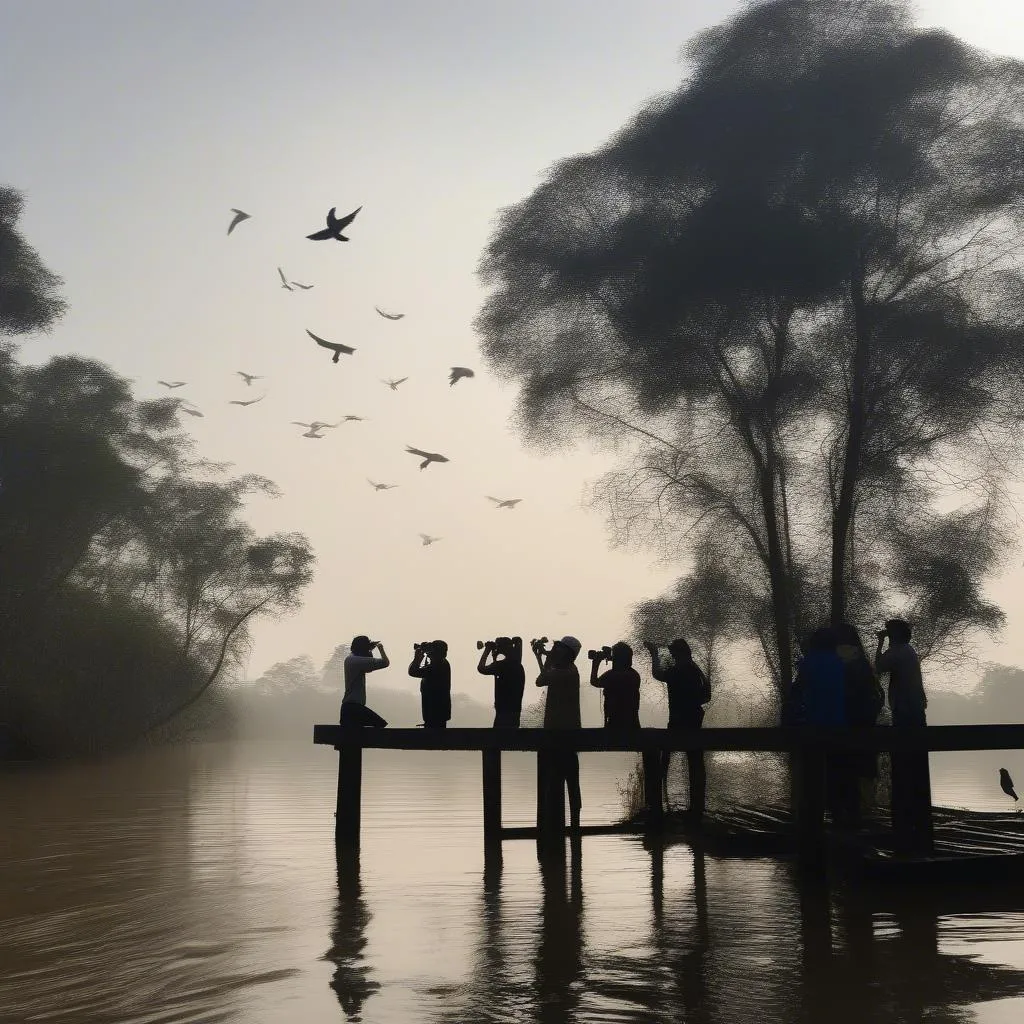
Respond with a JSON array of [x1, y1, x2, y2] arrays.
[[313, 724, 1024, 871]]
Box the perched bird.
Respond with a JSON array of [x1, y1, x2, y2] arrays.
[[487, 496, 523, 509], [291, 281, 314, 290], [405, 446, 450, 470], [227, 209, 251, 235], [306, 206, 362, 242], [419, 533, 442, 546], [341, 415, 366, 422], [449, 366, 475, 386], [382, 377, 409, 391], [1000, 768, 1019, 802], [230, 395, 266, 407], [277, 267, 293, 291], [375, 306, 405, 320], [307, 329, 356, 363], [158, 381, 187, 389], [292, 420, 340, 431], [368, 479, 397, 491], [237, 371, 262, 386]]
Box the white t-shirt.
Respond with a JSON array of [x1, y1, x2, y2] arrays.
[[342, 654, 388, 706]]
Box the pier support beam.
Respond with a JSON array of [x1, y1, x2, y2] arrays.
[[795, 745, 826, 875], [335, 745, 362, 847], [536, 750, 565, 854], [482, 749, 502, 850], [642, 750, 664, 830]]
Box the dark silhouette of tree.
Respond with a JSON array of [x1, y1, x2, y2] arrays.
[[476, 0, 1024, 695], [0, 186, 66, 336]]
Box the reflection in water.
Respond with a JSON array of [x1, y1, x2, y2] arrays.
[[7, 742, 1024, 1023], [324, 849, 380, 1022]]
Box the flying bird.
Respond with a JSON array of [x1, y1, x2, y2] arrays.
[[291, 281, 314, 290], [302, 429, 325, 439], [292, 420, 340, 431], [307, 329, 356, 363], [306, 206, 362, 242], [375, 306, 405, 320], [487, 496, 523, 509], [1000, 768, 1019, 802], [368, 479, 397, 491], [229, 395, 266, 407], [341, 415, 366, 422], [227, 209, 251, 235], [237, 371, 262, 386], [449, 367, 475, 386], [277, 267, 293, 291], [405, 446, 450, 470], [419, 534, 442, 546], [382, 377, 409, 391], [158, 381, 187, 389], [176, 401, 204, 418]]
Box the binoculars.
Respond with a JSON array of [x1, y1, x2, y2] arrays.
[[413, 641, 432, 652], [588, 646, 613, 661], [476, 640, 490, 650]]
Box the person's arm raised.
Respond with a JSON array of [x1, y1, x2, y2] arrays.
[[373, 642, 390, 669], [477, 642, 496, 675]]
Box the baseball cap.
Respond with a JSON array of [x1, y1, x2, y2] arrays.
[[558, 635, 582, 658]]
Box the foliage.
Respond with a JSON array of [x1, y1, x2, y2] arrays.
[[476, 0, 1024, 698]]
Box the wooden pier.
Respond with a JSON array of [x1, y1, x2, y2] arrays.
[[313, 724, 1024, 874]]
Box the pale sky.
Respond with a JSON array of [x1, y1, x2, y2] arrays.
[[3, 0, 1022, 698]]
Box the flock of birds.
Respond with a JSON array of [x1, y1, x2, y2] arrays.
[[155, 205, 524, 547]]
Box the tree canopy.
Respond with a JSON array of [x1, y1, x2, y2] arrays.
[[477, 0, 1024, 694]]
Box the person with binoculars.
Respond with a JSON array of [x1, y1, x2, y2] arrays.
[[533, 635, 583, 829], [340, 635, 390, 728], [588, 642, 641, 729], [646, 638, 711, 815], [408, 640, 452, 729], [476, 637, 525, 728]]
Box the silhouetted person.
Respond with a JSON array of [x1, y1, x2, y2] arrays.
[[477, 636, 525, 728], [647, 639, 710, 815], [875, 618, 932, 852], [1000, 768, 1018, 803], [409, 640, 451, 728], [836, 622, 884, 826], [589, 641, 641, 728], [339, 636, 390, 728], [534, 636, 583, 830]]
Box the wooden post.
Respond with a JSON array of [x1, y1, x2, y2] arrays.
[[892, 743, 934, 855], [795, 744, 826, 875], [482, 748, 502, 850], [335, 745, 362, 847], [642, 750, 664, 830]]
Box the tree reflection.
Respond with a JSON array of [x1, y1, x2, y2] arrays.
[[323, 849, 380, 1022]]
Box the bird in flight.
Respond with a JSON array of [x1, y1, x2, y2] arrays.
[[176, 400, 204, 418], [487, 496, 523, 509], [158, 381, 187, 389], [1000, 768, 1019, 803], [292, 420, 340, 431], [419, 533, 442, 546], [382, 377, 409, 391], [341, 415, 366, 422], [230, 395, 266, 407], [227, 209, 251, 235], [307, 330, 356, 363], [277, 267, 293, 291], [406, 446, 450, 470], [237, 371, 262, 386], [449, 367, 475, 386], [291, 281, 314, 290], [375, 306, 405, 320], [307, 206, 362, 242], [302, 428, 325, 439], [368, 479, 397, 491]]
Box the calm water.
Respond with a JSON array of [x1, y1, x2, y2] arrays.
[[4, 741, 1024, 1024]]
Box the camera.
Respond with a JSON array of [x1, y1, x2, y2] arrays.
[[413, 641, 431, 653], [588, 646, 613, 661]]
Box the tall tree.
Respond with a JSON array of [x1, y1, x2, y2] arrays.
[[476, 0, 1024, 695]]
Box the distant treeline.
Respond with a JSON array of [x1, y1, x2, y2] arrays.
[[0, 186, 314, 760]]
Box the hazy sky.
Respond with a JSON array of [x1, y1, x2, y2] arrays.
[[3, 0, 1022, 702]]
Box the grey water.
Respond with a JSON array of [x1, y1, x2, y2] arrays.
[[3, 741, 1024, 1024]]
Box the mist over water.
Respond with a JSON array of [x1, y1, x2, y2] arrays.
[[4, 740, 1024, 1024]]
